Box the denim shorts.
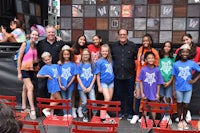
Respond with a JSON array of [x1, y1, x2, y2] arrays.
[[160, 85, 172, 98], [176, 90, 192, 103], [100, 82, 114, 89]]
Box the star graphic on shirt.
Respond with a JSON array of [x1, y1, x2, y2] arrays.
[[52, 68, 58, 78], [144, 72, 156, 86], [61, 67, 71, 81], [91, 52, 100, 63], [81, 67, 93, 81], [105, 63, 113, 75], [160, 61, 172, 74], [178, 66, 191, 80]]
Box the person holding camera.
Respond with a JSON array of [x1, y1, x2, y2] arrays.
[[0, 19, 26, 43]]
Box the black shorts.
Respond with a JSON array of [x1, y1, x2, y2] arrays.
[[21, 70, 34, 80]]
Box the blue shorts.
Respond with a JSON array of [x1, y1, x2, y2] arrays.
[[160, 85, 172, 98], [176, 90, 192, 103], [100, 82, 114, 89]]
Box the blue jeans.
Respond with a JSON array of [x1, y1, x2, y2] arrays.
[[61, 89, 73, 115], [114, 77, 135, 116], [79, 89, 96, 114]]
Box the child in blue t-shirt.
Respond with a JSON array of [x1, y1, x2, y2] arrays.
[[37, 52, 62, 116], [77, 48, 98, 122], [172, 44, 200, 130], [58, 45, 77, 116], [96, 44, 114, 120], [139, 51, 164, 120]]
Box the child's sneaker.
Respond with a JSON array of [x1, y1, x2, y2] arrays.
[[83, 116, 89, 122], [42, 109, 50, 117], [130, 115, 139, 124], [186, 110, 192, 122], [77, 107, 83, 118], [106, 113, 110, 118], [72, 107, 77, 118], [177, 121, 183, 130]]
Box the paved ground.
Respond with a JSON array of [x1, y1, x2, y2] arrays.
[[23, 114, 199, 133]]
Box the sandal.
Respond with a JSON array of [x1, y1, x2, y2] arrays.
[[21, 108, 30, 113], [29, 110, 36, 120]]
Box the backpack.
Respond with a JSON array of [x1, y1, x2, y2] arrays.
[[13, 40, 30, 68]]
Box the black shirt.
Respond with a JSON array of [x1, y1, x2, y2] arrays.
[[110, 40, 138, 79], [36, 38, 65, 67]]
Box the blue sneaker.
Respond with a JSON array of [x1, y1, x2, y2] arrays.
[[127, 114, 133, 121], [118, 113, 124, 119]]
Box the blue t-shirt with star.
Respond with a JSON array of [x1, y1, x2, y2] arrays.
[[38, 64, 60, 94], [138, 66, 164, 101], [58, 61, 77, 90], [172, 60, 200, 91], [96, 58, 114, 84], [77, 62, 98, 91]]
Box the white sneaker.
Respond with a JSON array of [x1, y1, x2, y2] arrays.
[[106, 113, 110, 118], [72, 107, 77, 118], [163, 115, 172, 125], [42, 109, 50, 117], [175, 111, 192, 123], [77, 107, 83, 118], [186, 110, 192, 122], [83, 116, 89, 122], [130, 115, 139, 124]]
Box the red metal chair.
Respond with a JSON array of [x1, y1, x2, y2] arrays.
[[36, 97, 72, 133], [72, 120, 118, 133], [153, 128, 200, 133], [190, 120, 199, 130], [140, 100, 176, 131], [86, 99, 121, 129], [20, 120, 40, 133], [0, 95, 27, 120]]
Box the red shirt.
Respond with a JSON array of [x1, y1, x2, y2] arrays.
[[87, 44, 101, 63]]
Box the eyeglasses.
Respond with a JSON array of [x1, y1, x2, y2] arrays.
[[82, 54, 90, 56], [119, 34, 127, 36]]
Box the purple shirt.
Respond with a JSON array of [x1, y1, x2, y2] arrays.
[[139, 66, 164, 100]]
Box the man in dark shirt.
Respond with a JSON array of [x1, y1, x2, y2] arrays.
[[36, 25, 65, 98], [110, 29, 137, 120]]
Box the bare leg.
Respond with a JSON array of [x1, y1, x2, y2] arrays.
[[23, 78, 35, 111], [21, 83, 27, 109]]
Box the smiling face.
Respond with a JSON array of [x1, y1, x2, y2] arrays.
[[78, 36, 86, 46], [42, 55, 52, 65], [142, 36, 151, 48], [30, 30, 39, 42], [182, 36, 192, 45], [101, 46, 109, 58], [92, 36, 102, 47], [46, 26, 56, 41], [181, 49, 190, 61], [82, 50, 90, 62], [118, 29, 128, 44], [63, 50, 70, 62], [163, 42, 171, 54], [145, 53, 155, 65]]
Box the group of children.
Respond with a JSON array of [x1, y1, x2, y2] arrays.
[[37, 35, 114, 122], [37, 33, 200, 130], [131, 33, 200, 131]]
